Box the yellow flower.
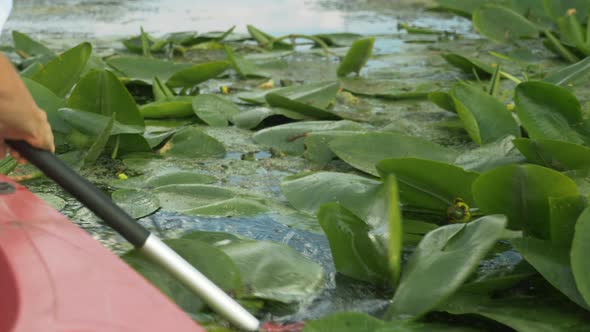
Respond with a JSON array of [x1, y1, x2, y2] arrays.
[[220, 86, 230, 95], [506, 103, 515, 111], [117, 173, 129, 180]]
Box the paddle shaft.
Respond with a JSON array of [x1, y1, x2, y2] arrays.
[[6, 140, 260, 331]]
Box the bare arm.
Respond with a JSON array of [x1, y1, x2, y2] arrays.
[[0, 54, 54, 163]]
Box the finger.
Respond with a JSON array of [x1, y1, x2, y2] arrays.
[[9, 150, 26, 164]]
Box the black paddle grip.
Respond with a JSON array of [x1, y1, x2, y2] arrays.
[[6, 140, 151, 247]]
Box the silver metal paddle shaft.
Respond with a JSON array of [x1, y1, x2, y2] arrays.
[[141, 234, 260, 331]]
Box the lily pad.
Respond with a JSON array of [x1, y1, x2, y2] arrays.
[[265, 82, 341, 120], [571, 207, 590, 307], [184, 197, 269, 217], [441, 53, 495, 78], [57, 108, 144, 136], [82, 114, 114, 166], [472, 164, 579, 239], [12, 30, 54, 59], [473, 5, 539, 43], [387, 215, 507, 320], [140, 97, 195, 119], [22, 78, 69, 134], [112, 188, 160, 219], [224, 45, 269, 78], [337, 37, 375, 77], [247, 25, 292, 50], [166, 61, 229, 88], [192, 94, 240, 127], [303, 131, 362, 167], [31, 42, 92, 97], [544, 56, 590, 86], [513, 138, 590, 171], [303, 312, 385, 332], [162, 127, 225, 158], [152, 184, 240, 212], [328, 132, 459, 176], [106, 56, 191, 83]]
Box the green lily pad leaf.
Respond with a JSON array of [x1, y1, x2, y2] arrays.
[[328, 132, 459, 176], [513, 138, 590, 171], [303, 312, 385, 332], [265, 82, 341, 120], [303, 131, 362, 167], [152, 184, 237, 212], [220, 240, 323, 303], [340, 78, 436, 100], [442, 290, 590, 332], [572, 207, 590, 307], [282, 171, 381, 219], [83, 114, 115, 167], [544, 53, 590, 86], [152, 76, 174, 101], [512, 237, 589, 309], [313, 33, 363, 47], [451, 83, 520, 145], [224, 45, 269, 78], [429, 91, 456, 113], [337, 37, 375, 77], [106, 56, 191, 83], [122, 31, 157, 53], [31, 42, 92, 97], [473, 5, 539, 43], [454, 135, 524, 172], [143, 130, 174, 149], [184, 197, 269, 217], [377, 158, 479, 215], [111, 170, 216, 189], [163, 127, 225, 158], [434, 0, 488, 17], [386, 215, 507, 320], [35, 193, 66, 210], [0, 157, 17, 175], [515, 81, 586, 144], [247, 25, 293, 50], [139, 97, 194, 119], [548, 195, 587, 248], [253, 120, 363, 155], [192, 94, 240, 127], [12, 31, 54, 59], [22, 78, 69, 134], [112, 188, 160, 219], [473, 164, 579, 238], [441, 53, 495, 78], [117, 134, 153, 155], [67, 69, 144, 127], [122, 238, 243, 314], [166, 61, 229, 88], [57, 108, 144, 136]]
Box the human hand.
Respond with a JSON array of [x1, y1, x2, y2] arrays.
[[0, 54, 54, 163]]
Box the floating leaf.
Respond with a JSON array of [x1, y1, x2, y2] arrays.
[[281, 171, 381, 219], [57, 108, 143, 136], [377, 158, 479, 215], [224, 45, 268, 78], [265, 82, 341, 120], [473, 164, 579, 238], [110, 170, 216, 189], [571, 207, 590, 307], [544, 56, 590, 86], [112, 188, 160, 219], [247, 25, 292, 50], [337, 37, 375, 77], [548, 195, 587, 248], [441, 53, 495, 78], [184, 197, 269, 217], [516, 81, 587, 144], [303, 312, 385, 332], [67, 69, 144, 127], [253, 120, 362, 155], [387, 215, 507, 320], [512, 237, 588, 309], [31, 42, 92, 97], [454, 135, 524, 172], [434, 0, 489, 17], [140, 97, 195, 119], [106, 56, 190, 83], [513, 138, 590, 171], [192, 94, 240, 127], [166, 61, 229, 88], [328, 132, 459, 176], [152, 184, 240, 212], [163, 127, 225, 158], [313, 33, 363, 47], [428, 91, 456, 113], [152, 76, 174, 101], [451, 83, 520, 145], [82, 114, 115, 167], [473, 5, 539, 43], [303, 131, 361, 167], [22, 78, 69, 133]]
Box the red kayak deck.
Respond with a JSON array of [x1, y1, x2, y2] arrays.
[[0, 176, 204, 332]]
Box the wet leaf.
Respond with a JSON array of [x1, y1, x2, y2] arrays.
[[282, 171, 381, 219], [473, 5, 539, 43], [454, 135, 524, 172], [265, 82, 341, 120], [434, 0, 489, 17], [22, 77, 69, 133], [12, 30, 54, 60], [328, 132, 459, 176], [152, 76, 174, 101], [163, 127, 225, 158], [377, 158, 479, 214], [428, 91, 456, 113], [152, 184, 241, 212], [337, 37, 375, 77], [512, 237, 588, 309], [140, 97, 195, 119], [110, 170, 216, 189], [451, 83, 520, 145], [192, 94, 240, 127], [106, 56, 190, 83], [303, 131, 361, 167], [515, 81, 586, 144], [303, 312, 385, 332], [82, 114, 115, 167], [253, 120, 363, 155], [548, 195, 586, 248], [473, 164, 579, 238], [441, 53, 495, 78], [313, 33, 363, 47], [544, 56, 590, 86], [112, 188, 160, 219], [31, 42, 92, 97], [247, 25, 292, 50], [224, 45, 269, 78], [57, 108, 143, 136], [166, 61, 229, 88], [571, 207, 590, 307], [387, 215, 507, 320], [67, 69, 144, 127], [513, 138, 590, 171], [184, 197, 269, 216]]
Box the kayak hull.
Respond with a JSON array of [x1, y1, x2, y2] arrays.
[[0, 176, 204, 332]]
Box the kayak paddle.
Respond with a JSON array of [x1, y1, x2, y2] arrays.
[[6, 139, 260, 331]]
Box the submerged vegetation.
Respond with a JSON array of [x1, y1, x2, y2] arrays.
[[5, 0, 590, 330]]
